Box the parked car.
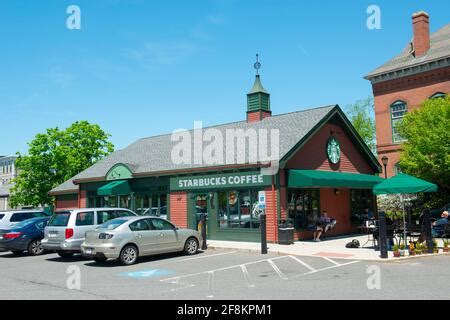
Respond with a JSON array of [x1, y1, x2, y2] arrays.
[[0, 210, 50, 230], [0, 217, 50, 256], [136, 206, 168, 220], [81, 216, 201, 265], [42, 208, 137, 258]]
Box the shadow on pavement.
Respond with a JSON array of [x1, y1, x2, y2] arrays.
[[83, 251, 206, 268]]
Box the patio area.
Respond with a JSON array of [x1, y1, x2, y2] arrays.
[[207, 234, 448, 261]]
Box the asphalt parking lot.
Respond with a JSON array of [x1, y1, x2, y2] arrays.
[[1, 248, 449, 300]]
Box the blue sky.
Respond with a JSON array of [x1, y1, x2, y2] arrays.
[[1, 0, 449, 155]]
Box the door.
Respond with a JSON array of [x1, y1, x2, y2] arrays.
[[149, 218, 179, 252], [190, 194, 208, 231], [128, 218, 159, 255]]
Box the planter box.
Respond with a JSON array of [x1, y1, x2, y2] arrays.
[[393, 251, 401, 257]]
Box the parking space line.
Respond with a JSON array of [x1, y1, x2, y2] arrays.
[[322, 256, 340, 266], [161, 255, 289, 282], [207, 271, 214, 298], [240, 265, 255, 288], [267, 259, 288, 280], [177, 251, 237, 262], [288, 255, 317, 273], [303, 260, 360, 276]]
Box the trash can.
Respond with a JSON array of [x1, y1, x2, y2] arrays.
[[278, 219, 294, 245]]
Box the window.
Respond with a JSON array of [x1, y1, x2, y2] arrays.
[[218, 190, 261, 229], [0, 214, 4, 220], [430, 92, 447, 99], [350, 190, 374, 225], [99, 219, 128, 230], [150, 218, 175, 230], [36, 221, 47, 230], [48, 212, 71, 226], [129, 219, 151, 231], [390, 101, 408, 143], [96, 210, 134, 224], [75, 211, 94, 226], [287, 189, 320, 229], [10, 212, 32, 222]]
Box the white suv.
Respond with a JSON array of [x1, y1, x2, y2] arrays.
[[42, 208, 137, 258], [0, 210, 49, 230]]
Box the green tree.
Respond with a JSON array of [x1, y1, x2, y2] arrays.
[[345, 96, 376, 155], [397, 95, 450, 207], [10, 121, 114, 207]]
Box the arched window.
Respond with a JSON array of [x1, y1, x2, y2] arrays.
[[390, 101, 408, 143], [430, 92, 447, 99]]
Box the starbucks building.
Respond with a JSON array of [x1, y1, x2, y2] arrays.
[[50, 72, 382, 243]]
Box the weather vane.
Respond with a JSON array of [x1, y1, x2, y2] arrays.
[[254, 53, 261, 75]]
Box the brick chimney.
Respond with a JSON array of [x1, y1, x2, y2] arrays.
[[412, 11, 430, 57]]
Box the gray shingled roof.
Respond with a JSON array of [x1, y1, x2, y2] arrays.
[[365, 23, 450, 78], [50, 105, 340, 194]]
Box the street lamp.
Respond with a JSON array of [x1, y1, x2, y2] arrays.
[[381, 156, 388, 179]]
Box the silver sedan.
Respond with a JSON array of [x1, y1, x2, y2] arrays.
[[81, 216, 202, 265]]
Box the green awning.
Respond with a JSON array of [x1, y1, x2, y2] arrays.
[[288, 170, 383, 189], [373, 173, 437, 195], [97, 180, 131, 196]]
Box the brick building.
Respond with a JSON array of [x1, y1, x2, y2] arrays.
[[365, 11, 450, 178], [50, 67, 382, 243]]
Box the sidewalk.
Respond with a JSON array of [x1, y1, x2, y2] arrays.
[[207, 235, 448, 261]]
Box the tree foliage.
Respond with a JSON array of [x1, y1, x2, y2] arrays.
[[10, 121, 114, 207], [397, 96, 450, 207], [345, 96, 376, 155]]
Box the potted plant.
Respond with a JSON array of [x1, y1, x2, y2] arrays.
[[422, 242, 428, 254], [433, 239, 439, 253], [399, 243, 406, 256], [393, 244, 400, 257], [444, 240, 449, 253], [409, 241, 415, 256], [415, 243, 422, 255]]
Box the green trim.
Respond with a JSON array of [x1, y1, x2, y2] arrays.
[[288, 170, 383, 189], [170, 171, 272, 191], [106, 163, 133, 181]]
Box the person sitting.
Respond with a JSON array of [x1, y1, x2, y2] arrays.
[[432, 211, 449, 237], [365, 207, 375, 221], [313, 211, 335, 242]]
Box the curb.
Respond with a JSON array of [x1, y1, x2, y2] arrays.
[[207, 244, 450, 262]]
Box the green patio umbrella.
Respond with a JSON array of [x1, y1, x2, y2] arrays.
[[373, 173, 438, 248], [373, 173, 438, 195]]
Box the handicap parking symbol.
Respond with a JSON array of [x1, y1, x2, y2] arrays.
[[119, 269, 174, 279]]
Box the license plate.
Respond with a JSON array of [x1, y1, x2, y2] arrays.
[[85, 248, 93, 255], [48, 233, 58, 238]]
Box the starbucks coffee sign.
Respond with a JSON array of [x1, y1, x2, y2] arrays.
[[170, 171, 272, 191]]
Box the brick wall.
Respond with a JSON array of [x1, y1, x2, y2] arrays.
[[286, 123, 374, 174], [55, 194, 79, 211], [169, 191, 188, 228], [264, 186, 278, 243], [78, 190, 87, 208], [247, 110, 272, 122], [372, 66, 450, 177]]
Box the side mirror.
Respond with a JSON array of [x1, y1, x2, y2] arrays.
[[174, 227, 179, 231]]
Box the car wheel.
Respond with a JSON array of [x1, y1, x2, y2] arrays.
[[28, 239, 44, 256], [57, 251, 74, 258], [93, 257, 108, 263], [11, 250, 23, 255], [119, 245, 138, 265], [184, 237, 199, 255]]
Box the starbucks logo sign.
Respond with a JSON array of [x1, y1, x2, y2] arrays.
[[327, 137, 340, 164]]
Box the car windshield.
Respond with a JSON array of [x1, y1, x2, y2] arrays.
[[13, 219, 38, 229], [48, 212, 71, 227], [97, 219, 128, 230]]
